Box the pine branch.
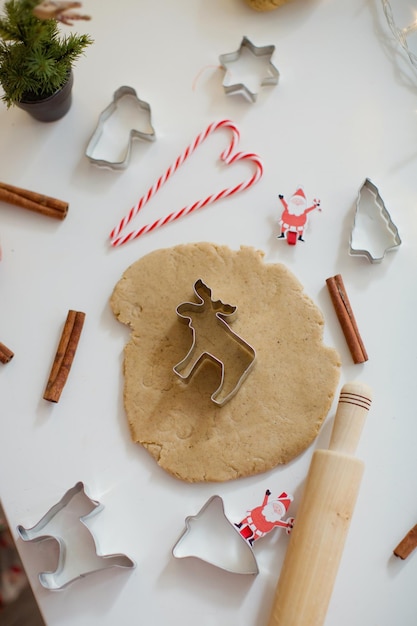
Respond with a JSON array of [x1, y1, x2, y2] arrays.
[[0, 0, 93, 107]]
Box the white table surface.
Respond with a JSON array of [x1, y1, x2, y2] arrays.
[[1, 0, 417, 624]]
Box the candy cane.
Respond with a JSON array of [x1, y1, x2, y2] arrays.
[[109, 119, 264, 247]]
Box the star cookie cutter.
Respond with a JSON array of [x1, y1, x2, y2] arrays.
[[173, 279, 256, 406], [349, 178, 402, 263], [172, 496, 259, 575], [219, 36, 279, 103], [17, 482, 135, 590], [85, 86, 156, 170]]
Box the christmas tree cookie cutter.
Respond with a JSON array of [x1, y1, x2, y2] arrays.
[[219, 36, 279, 103], [349, 178, 402, 263], [173, 279, 256, 406], [85, 86, 156, 170], [17, 481, 135, 590]]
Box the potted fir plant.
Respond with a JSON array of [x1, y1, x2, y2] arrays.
[[0, 0, 93, 121]]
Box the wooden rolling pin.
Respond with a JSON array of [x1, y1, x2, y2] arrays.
[[267, 381, 372, 626]]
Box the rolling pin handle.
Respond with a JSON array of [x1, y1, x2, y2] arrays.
[[328, 381, 372, 456]]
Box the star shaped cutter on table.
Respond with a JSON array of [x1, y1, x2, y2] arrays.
[[219, 36, 279, 103]]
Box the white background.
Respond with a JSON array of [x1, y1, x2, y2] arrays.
[[1, 0, 417, 624]]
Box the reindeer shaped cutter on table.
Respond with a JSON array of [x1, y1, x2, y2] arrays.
[[173, 279, 256, 406]]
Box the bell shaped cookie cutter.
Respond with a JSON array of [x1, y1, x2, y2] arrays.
[[350, 178, 402, 263], [172, 495, 259, 575], [173, 490, 294, 574], [85, 86, 156, 170], [173, 279, 256, 406], [219, 36, 279, 103], [17, 481, 135, 590]]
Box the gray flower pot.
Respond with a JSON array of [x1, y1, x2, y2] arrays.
[[17, 71, 74, 122]]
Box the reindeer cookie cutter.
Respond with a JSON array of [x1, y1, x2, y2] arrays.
[[173, 279, 256, 406], [17, 482, 135, 590]]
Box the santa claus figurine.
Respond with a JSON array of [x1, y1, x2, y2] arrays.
[[235, 489, 294, 546], [277, 187, 320, 244]]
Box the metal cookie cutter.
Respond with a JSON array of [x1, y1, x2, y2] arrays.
[[173, 279, 256, 406], [85, 86, 156, 170], [350, 178, 402, 263], [17, 482, 135, 590], [219, 36, 279, 103], [172, 495, 259, 575]]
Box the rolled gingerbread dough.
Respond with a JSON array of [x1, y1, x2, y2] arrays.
[[110, 243, 340, 482]]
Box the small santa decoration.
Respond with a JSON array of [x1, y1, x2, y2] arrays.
[[235, 489, 294, 545], [277, 187, 321, 244]]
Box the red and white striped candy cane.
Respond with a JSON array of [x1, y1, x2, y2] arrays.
[[109, 119, 264, 247]]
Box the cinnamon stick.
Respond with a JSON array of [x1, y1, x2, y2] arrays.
[[326, 274, 368, 364], [0, 182, 68, 220], [43, 310, 85, 403], [394, 524, 417, 559], [0, 342, 14, 364]]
